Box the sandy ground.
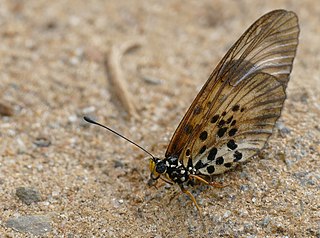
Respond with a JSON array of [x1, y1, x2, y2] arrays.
[[0, 0, 319, 237]]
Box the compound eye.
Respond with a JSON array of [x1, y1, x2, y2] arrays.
[[155, 161, 166, 174]]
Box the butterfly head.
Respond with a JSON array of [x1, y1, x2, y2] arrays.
[[149, 157, 167, 180]]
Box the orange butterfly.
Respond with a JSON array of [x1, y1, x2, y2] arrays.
[[85, 9, 299, 211]]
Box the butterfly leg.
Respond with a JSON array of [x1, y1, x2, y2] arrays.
[[189, 174, 226, 188], [179, 186, 202, 214], [167, 190, 180, 205]]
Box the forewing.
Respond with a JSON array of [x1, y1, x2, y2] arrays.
[[165, 10, 299, 159], [215, 9, 299, 87]]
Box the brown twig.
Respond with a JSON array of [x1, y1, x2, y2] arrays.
[[105, 40, 142, 120]]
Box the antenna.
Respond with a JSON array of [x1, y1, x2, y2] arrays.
[[83, 116, 156, 159]]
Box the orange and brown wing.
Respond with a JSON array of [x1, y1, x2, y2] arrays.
[[165, 10, 299, 162]]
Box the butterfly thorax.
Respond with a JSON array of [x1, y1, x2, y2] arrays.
[[150, 156, 195, 185]]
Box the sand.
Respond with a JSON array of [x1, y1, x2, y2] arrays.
[[0, 0, 319, 237]]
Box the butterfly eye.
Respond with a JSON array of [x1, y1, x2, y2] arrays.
[[155, 161, 167, 174]]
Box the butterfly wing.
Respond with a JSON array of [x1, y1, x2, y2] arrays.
[[185, 72, 286, 175], [165, 9, 299, 170]]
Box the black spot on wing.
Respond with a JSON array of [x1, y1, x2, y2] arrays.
[[232, 105, 240, 112], [199, 131, 208, 141], [227, 139, 238, 150], [228, 128, 238, 137], [184, 124, 193, 134], [226, 116, 233, 124], [217, 127, 228, 137], [216, 156, 224, 165], [211, 115, 219, 123], [195, 160, 206, 170], [207, 148, 217, 161], [187, 158, 193, 169], [218, 119, 226, 127], [207, 165, 215, 174], [199, 145, 206, 154], [193, 105, 202, 115], [233, 151, 243, 162]]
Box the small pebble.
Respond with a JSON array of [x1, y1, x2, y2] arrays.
[[70, 57, 79, 65], [16, 187, 41, 205], [68, 114, 78, 123], [114, 160, 124, 168], [261, 216, 271, 227], [16, 137, 26, 152], [240, 184, 249, 192], [52, 189, 60, 197], [276, 122, 291, 136], [33, 137, 51, 147], [223, 210, 231, 218], [238, 209, 248, 217], [243, 222, 253, 232], [6, 215, 51, 235], [8, 129, 17, 136], [111, 198, 123, 208], [141, 75, 163, 85], [41, 201, 50, 206]]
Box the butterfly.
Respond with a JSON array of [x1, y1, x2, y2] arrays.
[[84, 9, 299, 211]]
